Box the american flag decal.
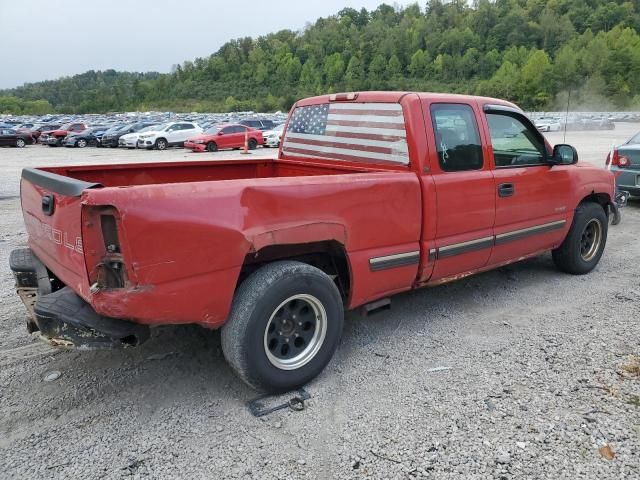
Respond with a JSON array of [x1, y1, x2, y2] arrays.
[[282, 102, 409, 165]]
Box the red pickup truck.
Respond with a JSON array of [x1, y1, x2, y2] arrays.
[[10, 92, 620, 392], [40, 122, 87, 147]]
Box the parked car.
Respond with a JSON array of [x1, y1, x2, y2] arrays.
[[184, 124, 263, 152], [10, 91, 621, 393], [118, 124, 160, 149], [263, 124, 284, 147], [137, 122, 202, 150], [40, 122, 87, 147], [606, 131, 640, 196], [239, 118, 276, 131], [101, 122, 158, 148], [96, 125, 125, 147], [534, 117, 561, 132], [29, 124, 61, 142], [63, 127, 107, 148], [0, 128, 35, 147]]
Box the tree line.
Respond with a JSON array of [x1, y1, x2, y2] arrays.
[[2, 0, 640, 115]]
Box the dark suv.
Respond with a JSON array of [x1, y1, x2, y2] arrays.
[[238, 119, 276, 131], [100, 122, 158, 148]]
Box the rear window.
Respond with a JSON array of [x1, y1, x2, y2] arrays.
[[281, 102, 409, 165]]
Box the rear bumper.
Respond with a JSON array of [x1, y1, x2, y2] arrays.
[[9, 248, 149, 349]]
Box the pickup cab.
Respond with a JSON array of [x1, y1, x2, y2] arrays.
[[40, 122, 87, 147], [10, 92, 620, 392]]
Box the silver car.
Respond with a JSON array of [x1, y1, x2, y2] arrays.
[[608, 131, 640, 196]]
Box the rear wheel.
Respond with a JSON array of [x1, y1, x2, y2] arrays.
[[248, 138, 257, 150], [155, 138, 167, 150], [552, 202, 608, 275], [222, 261, 344, 392], [206, 142, 217, 152], [76, 139, 87, 148], [15, 138, 25, 148]]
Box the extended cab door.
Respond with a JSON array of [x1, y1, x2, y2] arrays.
[[423, 102, 496, 282], [481, 105, 572, 265]]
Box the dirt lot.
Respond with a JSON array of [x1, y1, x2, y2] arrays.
[[1, 128, 639, 479]]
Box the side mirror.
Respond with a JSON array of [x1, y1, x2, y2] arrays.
[[551, 144, 578, 165], [218, 131, 224, 135]]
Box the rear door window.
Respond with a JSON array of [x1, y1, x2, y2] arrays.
[[430, 104, 483, 172], [281, 102, 409, 165]]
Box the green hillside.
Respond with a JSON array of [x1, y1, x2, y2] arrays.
[[2, 0, 640, 114]]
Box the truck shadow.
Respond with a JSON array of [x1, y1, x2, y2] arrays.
[[21, 251, 565, 415]]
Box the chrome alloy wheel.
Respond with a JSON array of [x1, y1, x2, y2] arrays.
[[580, 219, 603, 261], [263, 294, 327, 370]]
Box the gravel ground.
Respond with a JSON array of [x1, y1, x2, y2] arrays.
[[1, 128, 639, 479]]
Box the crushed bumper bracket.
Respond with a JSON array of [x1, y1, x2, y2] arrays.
[[9, 248, 149, 349]]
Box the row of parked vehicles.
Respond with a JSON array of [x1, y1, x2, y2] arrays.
[[0, 118, 285, 152]]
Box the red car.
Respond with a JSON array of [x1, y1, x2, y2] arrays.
[[10, 91, 620, 392], [185, 124, 264, 152], [40, 122, 87, 147]]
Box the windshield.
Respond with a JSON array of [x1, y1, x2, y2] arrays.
[[60, 123, 72, 130], [138, 124, 158, 133], [205, 126, 221, 134], [273, 124, 284, 132]]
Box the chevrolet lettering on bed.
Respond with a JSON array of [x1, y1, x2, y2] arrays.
[[9, 92, 622, 393]]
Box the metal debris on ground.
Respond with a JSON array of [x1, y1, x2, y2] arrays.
[[427, 366, 452, 373], [43, 370, 62, 382], [247, 388, 310, 417]]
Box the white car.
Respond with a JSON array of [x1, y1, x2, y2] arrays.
[[119, 124, 160, 149], [535, 117, 561, 132], [263, 124, 284, 148], [137, 122, 202, 150]]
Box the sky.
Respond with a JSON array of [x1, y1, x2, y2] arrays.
[[0, 0, 410, 89]]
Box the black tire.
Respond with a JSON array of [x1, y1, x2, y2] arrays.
[[552, 202, 608, 275], [221, 261, 344, 393], [15, 138, 26, 148], [76, 139, 87, 148], [155, 138, 167, 150], [206, 141, 217, 152], [248, 138, 257, 150]]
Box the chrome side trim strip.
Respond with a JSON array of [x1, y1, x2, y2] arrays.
[[437, 236, 494, 259], [494, 220, 566, 245], [369, 251, 420, 271], [368, 220, 567, 270]]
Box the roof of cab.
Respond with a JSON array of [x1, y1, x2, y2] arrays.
[[295, 91, 520, 111]]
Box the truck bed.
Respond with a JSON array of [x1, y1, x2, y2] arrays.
[[20, 157, 422, 327], [42, 158, 384, 187]]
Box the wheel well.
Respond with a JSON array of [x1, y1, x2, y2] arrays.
[[579, 192, 610, 215], [238, 241, 351, 303]]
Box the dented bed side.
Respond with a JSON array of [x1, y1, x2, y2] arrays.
[[23, 170, 422, 328]]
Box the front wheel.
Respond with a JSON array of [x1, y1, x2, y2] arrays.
[[206, 142, 217, 152], [552, 202, 608, 275], [221, 261, 344, 393], [76, 139, 87, 148], [155, 138, 167, 150], [248, 138, 257, 150]]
